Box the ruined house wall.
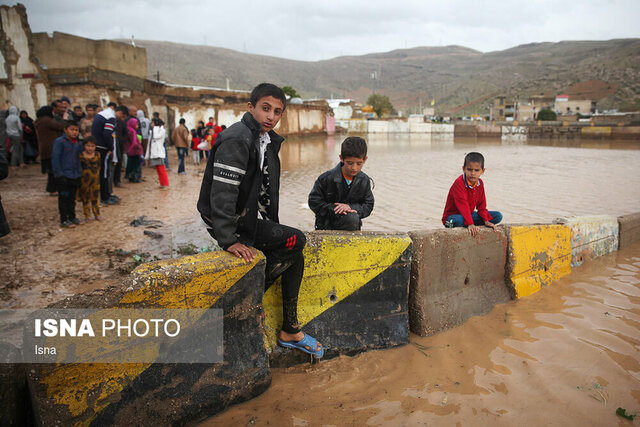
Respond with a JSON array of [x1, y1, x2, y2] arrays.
[[0, 4, 47, 116], [32, 31, 148, 79]]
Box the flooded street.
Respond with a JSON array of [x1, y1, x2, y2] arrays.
[[204, 241, 640, 426], [1, 134, 639, 309], [0, 133, 639, 424]]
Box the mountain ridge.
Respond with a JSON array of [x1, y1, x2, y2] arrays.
[[130, 38, 640, 113]]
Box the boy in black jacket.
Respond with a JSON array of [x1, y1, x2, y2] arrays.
[[308, 136, 374, 231], [197, 83, 323, 358]]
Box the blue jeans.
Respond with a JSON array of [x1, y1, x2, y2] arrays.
[[176, 147, 187, 173], [163, 143, 170, 170], [445, 211, 503, 228]]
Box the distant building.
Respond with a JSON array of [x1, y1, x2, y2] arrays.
[[554, 94, 595, 116]]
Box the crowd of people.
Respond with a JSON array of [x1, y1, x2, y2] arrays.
[[0, 96, 225, 229]]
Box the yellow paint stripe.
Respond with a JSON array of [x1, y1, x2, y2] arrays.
[[40, 251, 263, 420], [508, 225, 571, 298], [262, 235, 411, 350]]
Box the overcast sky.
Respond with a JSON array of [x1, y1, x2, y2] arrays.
[[17, 0, 640, 61]]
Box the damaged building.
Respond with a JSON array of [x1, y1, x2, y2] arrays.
[[0, 3, 327, 136]]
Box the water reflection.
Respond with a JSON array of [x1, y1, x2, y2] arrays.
[[277, 134, 640, 232]]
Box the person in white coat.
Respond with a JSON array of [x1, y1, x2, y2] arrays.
[[146, 118, 169, 187]]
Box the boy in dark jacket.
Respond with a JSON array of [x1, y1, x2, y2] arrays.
[[197, 83, 323, 358], [308, 136, 374, 231], [442, 151, 502, 236], [52, 121, 83, 228]]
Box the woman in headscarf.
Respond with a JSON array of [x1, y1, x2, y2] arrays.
[[20, 110, 38, 164]]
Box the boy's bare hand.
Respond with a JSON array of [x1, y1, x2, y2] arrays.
[[334, 203, 356, 215], [468, 224, 480, 236], [485, 221, 499, 232], [227, 243, 254, 263]]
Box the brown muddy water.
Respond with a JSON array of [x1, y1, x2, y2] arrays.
[[0, 134, 639, 308], [0, 134, 639, 424], [202, 240, 640, 426]]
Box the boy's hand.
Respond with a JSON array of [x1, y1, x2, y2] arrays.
[[227, 243, 254, 263], [485, 221, 499, 233], [468, 224, 480, 237], [333, 203, 356, 215]]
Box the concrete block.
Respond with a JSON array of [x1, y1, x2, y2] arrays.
[[409, 122, 432, 133], [408, 228, 510, 336], [388, 120, 410, 133], [554, 215, 619, 266], [618, 212, 640, 249], [348, 119, 368, 133], [368, 120, 389, 133], [454, 124, 476, 136], [263, 232, 412, 366], [432, 124, 454, 134], [505, 225, 572, 298], [477, 124, 502, 137], [28, 251, 270, 426]]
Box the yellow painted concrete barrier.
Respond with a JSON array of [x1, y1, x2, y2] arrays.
[[263, 232, 412, 365], [28, 251, 270, 426], [505, 225, 572, 298]]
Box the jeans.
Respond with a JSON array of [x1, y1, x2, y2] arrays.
[[176, 147, 187, 173], [163, 143, 169, 170], [445, 211, 503, 228]]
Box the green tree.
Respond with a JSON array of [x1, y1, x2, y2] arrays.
[[282, 86, 301, 99], [366, 94, 394, 118], [537, 108, 557, 121]]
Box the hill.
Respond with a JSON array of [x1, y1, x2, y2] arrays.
[[132, 39, 640, 114]]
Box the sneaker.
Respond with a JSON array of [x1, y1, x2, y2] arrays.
[[71, 218, 83, 225], [60, 220, 76, 228], [107, 196, 120, 204], [96, 216, 103, 221]]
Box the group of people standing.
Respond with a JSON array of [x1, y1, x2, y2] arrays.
[[1, 96, 226, 229]]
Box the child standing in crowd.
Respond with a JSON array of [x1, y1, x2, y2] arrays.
[[146, 118, 169, 188], [191, 129, 201, 165], [308, 136, 374, 231], [442, 151, 503, 236], [79, 104, 96, 139], [125, 117, 143, 183], [77, 136, 102, 222], [52, 121, 83, 228]]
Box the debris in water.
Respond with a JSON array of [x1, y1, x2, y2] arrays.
[[143, 230, 163, 239], [616, 407, 636, 420]]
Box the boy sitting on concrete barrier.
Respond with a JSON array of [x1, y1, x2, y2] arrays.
[[198, 83, 323, 358], [442, 152, 502, 236], [308, 136, 374, 231]]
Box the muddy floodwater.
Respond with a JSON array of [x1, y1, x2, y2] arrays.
[[203, 241, 640, 426], [1, 134, 639, 308], [0, 133, 639, 423]]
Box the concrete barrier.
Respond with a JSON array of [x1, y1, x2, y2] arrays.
[[409, 122, 432, 133], [368, 120, 390, 133], [347, 119, 368, 133], [432, 124, 454, 134], [454, 124, 476, 136], [581, 126, 612, 137], [28, 252, 270, 426], [262, 232, 412, 366], [618, 212, 640, 249], [477, 124, 502, 137], [504, 225, 572, 298], [554, 216, 619, 266], [408, 228, 511, 336]]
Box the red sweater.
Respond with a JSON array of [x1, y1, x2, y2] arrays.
[[442, 174, 492, 226]]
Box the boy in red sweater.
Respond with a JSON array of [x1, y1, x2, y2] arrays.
[[442, 152, 502, 236]]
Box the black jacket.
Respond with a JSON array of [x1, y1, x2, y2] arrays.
[[197, 112, 283, 249], [308, 163, 374, 230]]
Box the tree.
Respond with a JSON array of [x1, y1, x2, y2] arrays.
[[537, 108, 557, 121], [366, 94, 393, 118], [282, 86, 301, 99]]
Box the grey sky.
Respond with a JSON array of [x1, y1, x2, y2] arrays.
[[17, 0, 640, 61]]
